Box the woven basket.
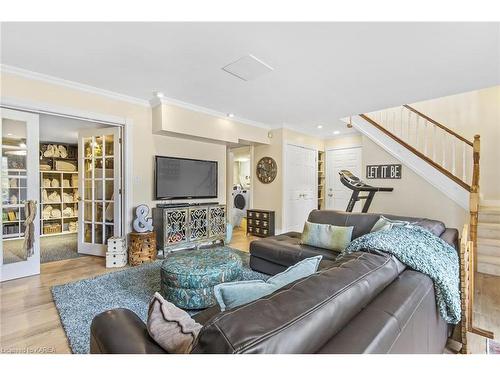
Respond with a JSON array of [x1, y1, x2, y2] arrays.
[[43, 223, 62, 234]]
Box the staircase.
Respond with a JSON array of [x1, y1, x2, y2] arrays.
[[345, 103, 495, 348], [478, 206, 500, 276]]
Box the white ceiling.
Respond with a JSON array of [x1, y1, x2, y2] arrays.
[[1, 22, 499, 138], [39, 114, 108, 143]]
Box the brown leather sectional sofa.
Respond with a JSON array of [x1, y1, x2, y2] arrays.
[[90, 210, 458, 354]]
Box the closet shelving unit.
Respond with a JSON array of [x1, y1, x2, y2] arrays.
[[2, 140, 28, 241], [317, 150, 325, 210], [39, 142, 79, 237]]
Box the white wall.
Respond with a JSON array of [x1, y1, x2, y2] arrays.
[[411, 86, 500, 202]]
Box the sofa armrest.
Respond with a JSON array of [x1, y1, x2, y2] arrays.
[[90, 308, 167, 354], [440, 228, 459, 251]]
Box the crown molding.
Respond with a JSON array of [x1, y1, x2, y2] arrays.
[[1, 64, 151, 107], [2, 64, 273, 130], [150, 96, 271, 130]]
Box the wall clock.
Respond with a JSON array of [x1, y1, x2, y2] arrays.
[[256, 157, 277, 184]]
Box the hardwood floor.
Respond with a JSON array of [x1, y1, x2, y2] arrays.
[[1, 225, 498, 354], [0, 227, 254, 354]]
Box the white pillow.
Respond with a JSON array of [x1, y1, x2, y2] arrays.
[[370, 216, 411, 233]]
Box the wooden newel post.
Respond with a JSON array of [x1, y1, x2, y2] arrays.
[[464, 134, 494, 346], [470, 135, 480, 274]]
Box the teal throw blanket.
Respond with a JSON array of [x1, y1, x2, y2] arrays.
[[342, 225, 461, 324]]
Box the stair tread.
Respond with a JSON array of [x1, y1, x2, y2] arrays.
[[477, 238, 500, 246], [480, 206, 500, 213], [478, 222, 500, 228], [477, 255, 500, 265]]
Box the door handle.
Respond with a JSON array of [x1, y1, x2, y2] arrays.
[[328, 194, 333, 197]]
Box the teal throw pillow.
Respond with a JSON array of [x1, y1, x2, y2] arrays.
[[300, 221, 353, 251], [213, 255, 322, 312]]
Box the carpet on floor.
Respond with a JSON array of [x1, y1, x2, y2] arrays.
[[51, 246, 268, 354], [3, 233, 81, 264]]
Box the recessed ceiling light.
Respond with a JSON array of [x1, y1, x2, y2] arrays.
[[154, 91, 165, 99], [227, 113, 235, 118], [7, 133, 13, 136], [333, 130, 340, 135], [317, 125, 323, 129]]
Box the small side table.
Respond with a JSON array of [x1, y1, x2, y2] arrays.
[[129, 231, 157, 266]]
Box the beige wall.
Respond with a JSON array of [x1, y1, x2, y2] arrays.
[[253, 129, 285, 231], [322, 133, 466, 229], [252, 128, 328, 232], [325, 134, 362, 149], [361, 136, 467, 229], [283, 128, 325, 151], [153, 102, 270, 145], [1, 73, 230, 228], [411, 85, 500, 202]]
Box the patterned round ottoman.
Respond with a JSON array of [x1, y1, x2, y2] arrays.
[[160, 248, 243, 309]]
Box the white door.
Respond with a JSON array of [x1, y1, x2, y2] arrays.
[[285, 144, 317, 232], [1, 108, 40, 281], [78, 127, 121, 256], [326, 147, 362, 211]]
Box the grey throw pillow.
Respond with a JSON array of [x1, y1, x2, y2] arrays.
[[147, 292, 202, 354]]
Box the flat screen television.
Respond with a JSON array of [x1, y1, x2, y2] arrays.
[[155, 156, 218, 200]]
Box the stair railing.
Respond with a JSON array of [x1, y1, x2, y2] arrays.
[[359, 106, 493, 352], [360, 104, 473, 191]]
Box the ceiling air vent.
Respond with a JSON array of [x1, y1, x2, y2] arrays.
[[222, 54, 274, 81]]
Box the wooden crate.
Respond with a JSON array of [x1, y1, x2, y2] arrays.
[[128, 231, 157, 266]]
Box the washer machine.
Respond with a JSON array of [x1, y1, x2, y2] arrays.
[[231, 186, 250, 227]]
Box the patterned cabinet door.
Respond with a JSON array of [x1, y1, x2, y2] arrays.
[[188, 207, 209, 241], [165, 208, 188, 245], [209, 205, 226, 238]]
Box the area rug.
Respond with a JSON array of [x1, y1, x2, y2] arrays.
[[51, 247, 268, 354], [4, 233, 81, 264]]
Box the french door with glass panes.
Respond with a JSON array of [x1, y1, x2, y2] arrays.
[[78, 127, 121, 256], [1, 108, 40, 281]]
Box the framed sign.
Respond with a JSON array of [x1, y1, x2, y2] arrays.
[[366, 164, 402, 179]]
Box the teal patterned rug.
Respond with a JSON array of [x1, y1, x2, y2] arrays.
[[51, 247, 267, 354]]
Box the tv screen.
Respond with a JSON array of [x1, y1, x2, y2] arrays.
[[155, 156, 218, 200]]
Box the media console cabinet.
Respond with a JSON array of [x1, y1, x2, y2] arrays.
[[153, 204, 226, 253]]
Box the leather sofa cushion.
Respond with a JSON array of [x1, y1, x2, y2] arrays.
[[307, 210, 447, 239], [191, 252, 405, 354], [317, 270, 447, 354], [250, 232, 340, 267]]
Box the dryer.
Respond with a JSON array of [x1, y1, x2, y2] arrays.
[[231, 185, 250, 227]]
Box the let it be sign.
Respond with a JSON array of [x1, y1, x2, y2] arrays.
[[366, 164, 402, 179]]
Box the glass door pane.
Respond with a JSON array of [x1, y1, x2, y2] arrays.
[[78, 127, 121, 256], [1, 108, 40, 281]]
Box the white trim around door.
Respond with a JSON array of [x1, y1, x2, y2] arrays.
[[0, 97, 133, 248], [283, 143, 318, 233], [325, 146, 363, 211]]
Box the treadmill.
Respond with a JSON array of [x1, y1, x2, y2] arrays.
[[339, 170, 394, 212]]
